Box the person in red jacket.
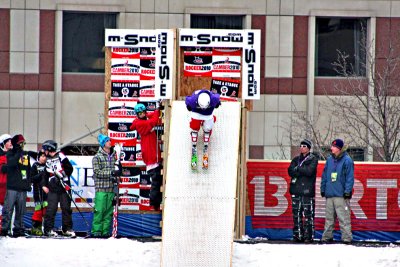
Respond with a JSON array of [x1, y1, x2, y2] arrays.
[[0, 134, 12, 205], [130, 103, 162, 210], [0, 134, 12, 233]]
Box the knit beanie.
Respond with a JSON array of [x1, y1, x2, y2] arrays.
[[11, 134, 25, 146], [98, 134, 110, 148], [300, 139, 312, 149], [331, 139, 344, 150]]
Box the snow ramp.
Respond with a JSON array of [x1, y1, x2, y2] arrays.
[[161, 101, 241, 267]]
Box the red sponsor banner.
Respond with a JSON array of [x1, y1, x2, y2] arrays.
[[247, 161, 400, 232], [111, 47, 140, 59]]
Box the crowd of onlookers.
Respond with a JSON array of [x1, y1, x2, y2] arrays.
[[0, 134, 75, 237]]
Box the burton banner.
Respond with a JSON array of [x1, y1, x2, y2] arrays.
[[246, 161, 400, 242]]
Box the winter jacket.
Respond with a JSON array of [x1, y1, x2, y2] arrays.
[[185, 89, 221, 116], [1, 147, 32, 192], [30, 161, 47, 203], [130, 110, 161, 166], [320, 147, 354, 198], [43, 152, 73, 193], [92, 147, 116, 193], [0, 150, 7, 204], [288, 152, 318, 197]]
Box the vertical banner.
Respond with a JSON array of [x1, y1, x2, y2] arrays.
[[155, 29, 174, 99], [178, 28, 261, 100], [242, 30, 260, 100]]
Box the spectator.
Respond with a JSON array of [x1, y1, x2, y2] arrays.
[[0, 134, 12, 233], [91, 134, 121, 237], [30, 150, 48, 236], [1, 134, 32, 237], [320, 139, 354, 244], [288, 139, 318, 243]]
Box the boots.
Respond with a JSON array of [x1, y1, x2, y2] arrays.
[[31, 221, 43, 236]]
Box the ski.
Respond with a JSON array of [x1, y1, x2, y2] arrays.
[[112, 143, 123, 238], [191, 146, 198, 170], [202, 145, 209, 170]]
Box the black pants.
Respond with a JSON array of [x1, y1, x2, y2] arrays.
[[291, 195, 315, 241], [43, 190, 73, 233], [148, 166, 163, 208]]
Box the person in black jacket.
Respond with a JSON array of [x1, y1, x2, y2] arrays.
[[41, 140, 75, 237], [288, 139, 318, 243], [1, 134, 33, 237], [30, 150, 48, 236]]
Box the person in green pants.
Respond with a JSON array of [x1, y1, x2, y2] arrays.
[[91, 134, 121, 238]]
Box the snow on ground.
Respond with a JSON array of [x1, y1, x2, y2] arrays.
[[1, 237, 400, 267]]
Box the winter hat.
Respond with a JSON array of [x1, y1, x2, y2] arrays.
[[98, 134, 110, 148], [0, 134, 11, 147], [331, 139, 344, 150], [300, 139, 312, 149], [11, 134, 25, 146]]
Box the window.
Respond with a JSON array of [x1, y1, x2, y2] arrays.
[[63, 12, 117, 73], [315, 17, 367, 77], [191, 15, 243, 29], [316, 147, 365, 161]]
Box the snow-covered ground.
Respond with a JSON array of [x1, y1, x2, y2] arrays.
[[1, 237, 399, 267]]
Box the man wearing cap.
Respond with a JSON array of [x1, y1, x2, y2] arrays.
[[1, 134, 33, 237], [288, 139, 318, 243], [91, 134, 121, 237], [320, 138, 354, 244]]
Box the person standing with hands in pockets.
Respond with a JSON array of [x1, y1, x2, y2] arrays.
[[320, 139, 354, 244], [288, 139, 318, 243]]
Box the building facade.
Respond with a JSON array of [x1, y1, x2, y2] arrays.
[[0, 0, 399, 161]]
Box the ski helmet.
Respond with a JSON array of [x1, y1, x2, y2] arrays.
[[198, 92, 210, 109], [134, 103, 146, 114], [42, 140, 58, 152], [0, 134, 11, 148]]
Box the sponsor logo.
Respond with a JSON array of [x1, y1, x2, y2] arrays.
[[180, 33, 244, 45], [157, 32, 170, 97], [108, 34, 156, 46], [245, 32, 257, 97]]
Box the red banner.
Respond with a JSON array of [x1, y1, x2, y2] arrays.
[[247, 161, 400, 231]]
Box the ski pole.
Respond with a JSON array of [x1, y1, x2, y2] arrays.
[[59, 178, 90, 228]]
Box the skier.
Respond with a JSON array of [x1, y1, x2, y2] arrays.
[[185, 89, 221, 169], [91, 134, 121, 238], [41, 140, 75, 237], [30, 150, 48, 236], [130, 103, 163, 211]]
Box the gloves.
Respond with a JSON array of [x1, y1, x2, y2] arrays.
[[54, 169, 68, 181], [215, 102, 221, 109], [186, 105, 192, 111], [111, 162, 122, 177], [343, 192, 352, 199], [321, 192, 325, 198]]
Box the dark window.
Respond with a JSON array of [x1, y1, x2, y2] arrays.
[[316, 147, 365, 161], [191, 15, 243, 29], [63, 12, 117, 73], [315, 17, 367, 77]]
